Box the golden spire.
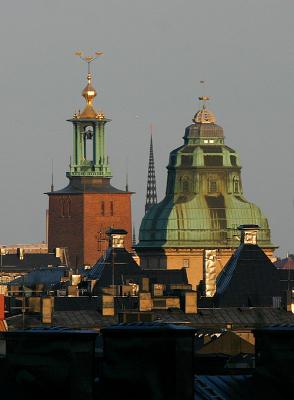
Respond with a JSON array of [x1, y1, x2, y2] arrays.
[[193, 81, 216, 124], [74, 51, 105, 119]]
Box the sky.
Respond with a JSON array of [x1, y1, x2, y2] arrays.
[[0, 0, 293, 257]]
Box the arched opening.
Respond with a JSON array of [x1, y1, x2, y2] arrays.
[[233, 177, 239, 194], [83, 125, 94, 161], [182, 177, 190, 193]]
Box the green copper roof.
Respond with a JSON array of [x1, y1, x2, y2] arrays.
[[137, 104, 273, 249]]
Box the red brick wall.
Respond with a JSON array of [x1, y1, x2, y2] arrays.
[[48, 192, 132, 267], [48, 195, 84, 267], [83, 193, 132, 265], [0, 295, 4, 320]]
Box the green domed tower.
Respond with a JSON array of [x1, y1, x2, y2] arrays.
[[136, 97, 275, 288]]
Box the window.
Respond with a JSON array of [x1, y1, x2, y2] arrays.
[[110, 201, 114, 216], [230, 155, 237, 166], [209, 180, 217, 193], [183, 259, 189, 268], [182, 179, 189, 193], [101, 201, 105, 216], [67, 198, 71, 217], [204, 139, 209, 144], [59, 199, 64, 217], [209, 140, 214, 144], [60, 199, 65, 217], [181, 155, 193, 166], [60, 198, 71, 218], [233, 177, 239, 193], [204, 155, 223, 166]]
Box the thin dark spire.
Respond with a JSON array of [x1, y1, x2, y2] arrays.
[[50, 159, 54, 192], [132, 225, 136, 246], [145, 124, 157, 214]]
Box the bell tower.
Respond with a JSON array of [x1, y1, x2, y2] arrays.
[[47, 52, 132, 268], [68, 52, 112, 179]]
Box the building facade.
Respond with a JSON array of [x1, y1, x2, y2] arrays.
[[47, 57, 132, 268], [136, 97, 275, 288]]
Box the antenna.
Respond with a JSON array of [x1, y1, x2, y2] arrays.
[[50, 159, 54, 192], [125, 158, 129, 192]]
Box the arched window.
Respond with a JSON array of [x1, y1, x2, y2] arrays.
[[208, 180, 217, 193], [183, 180, 189, 193], [233, 177, 239, 194], [60, 198, 65, 217], [182, 177, 190, 193]]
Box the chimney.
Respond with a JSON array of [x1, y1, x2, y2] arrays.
[[106, 228, 128, 249], [238, 224, 260, 245], [42, 296, 53, 324], [183, 291, 197, 314], [16, 247, 25, 260], [285, 290, 293, 313]]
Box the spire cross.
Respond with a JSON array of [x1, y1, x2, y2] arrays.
[[75, 51, 104, 80]]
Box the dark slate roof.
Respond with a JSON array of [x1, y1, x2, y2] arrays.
[[153, 308, 294, 328], [141, 269, 188, 285], [6, 310, 116, 331], [6, 307, 294, 331], [0, 254, 62, 272], [278, 268, 294, 291], [7, 267, 67, 289], [54, 296, 100, 311], [215, 244, 281, 307], [274, 255, 294, 269], [83, 247, 188, 290], [46, 176, 130, 195], [194, 375, 254, 400], [84, 248, 141, 287]]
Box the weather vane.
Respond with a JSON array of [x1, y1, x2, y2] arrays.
[[75, 51, 104, 75], [199, 80, 210, 108]]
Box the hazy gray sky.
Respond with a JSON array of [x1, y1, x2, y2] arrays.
[[0, 0, 293, 257]]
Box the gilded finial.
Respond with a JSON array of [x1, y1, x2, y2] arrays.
[[193, 81, 216, 124], [75, 51, 105, 119]]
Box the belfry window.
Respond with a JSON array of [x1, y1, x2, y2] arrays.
[[83, 126, 94, 161]]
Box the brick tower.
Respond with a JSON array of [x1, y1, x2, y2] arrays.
[[47, 52, 132, 268]]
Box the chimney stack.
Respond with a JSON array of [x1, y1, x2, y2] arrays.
[[238, 224, 260, 245]]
